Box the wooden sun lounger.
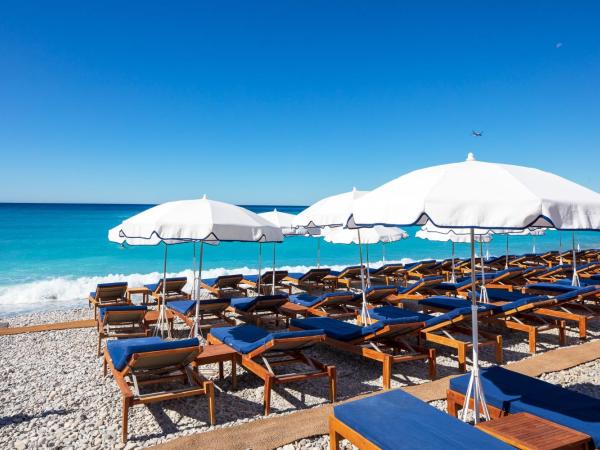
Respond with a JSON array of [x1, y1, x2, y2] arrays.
[[405, 260, 439, 280], [103, 337, 215, 443], [145, 277, 191, 304], [199, 274, 247, 298], [167, 299, 235, 331], [280, 292, 359, 323], [96, 305, 149, 356], [208, 325, 336, 415], [291, 315, 436, 389], [419, 306, 503, 372], [369, 264, 407, 285], [88, 282, 130, 319], [284, 268, 332, 292], [242, 270, 291, 294], [330, 388, 512, 450], [332, 266, 368, 289], [228, 294, 289, 326]]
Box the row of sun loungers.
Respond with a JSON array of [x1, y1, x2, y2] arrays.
[[92, 249, 600, 443]]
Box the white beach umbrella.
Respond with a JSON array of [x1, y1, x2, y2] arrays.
[[109, 196, 283, 336], [259, 209, 298, 236], [324, 226, 408, 286], [350, 153, 600, 424], [416, 224, 492, 284], [293, 188, 373, 322]]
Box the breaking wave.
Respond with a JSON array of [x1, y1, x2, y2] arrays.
[[0, 258, 416, 315]]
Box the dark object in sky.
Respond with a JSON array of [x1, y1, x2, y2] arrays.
[[472, 130, 483, 137]]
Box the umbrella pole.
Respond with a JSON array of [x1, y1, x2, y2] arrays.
[[357, 229, 370, 325], [365, 243, 371, 287], [572, 232, 580, 286], [191, 242, 197, 299], [316, 238, 321, 269], [559, 232, 563, 265], [505, 235, 509, 270], [479, 239, 488, 303], [192, 242, 205, 338], [382, 243, 386, 264], [532, 235, 536, 254], [461, 228, 490, 424], [450, 242, 456, 284], [156, 243, 171, 338], [257, 243, 263, 295], [272, 242, 276, 296]]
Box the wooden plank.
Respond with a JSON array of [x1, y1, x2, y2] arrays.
[[0, 319, 96, 336]]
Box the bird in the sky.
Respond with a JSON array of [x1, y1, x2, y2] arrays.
[[472, 130, 483, 137]]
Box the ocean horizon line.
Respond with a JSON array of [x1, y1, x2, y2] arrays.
[[0, 201, 309, 208]]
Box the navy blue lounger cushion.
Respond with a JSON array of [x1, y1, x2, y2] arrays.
[[243, 274, 259, 283], [229, 294, 288, 312], [289, 291, 353, 308], [450, 366, 600, 447], [210, 324, 323, 354], [98, 304, 147, 321], [290, 316, 420, 342], [168, 299, 229, 315], [144, 277, 188, 292], [419, 296, 498, 313], [90, 281, 128, 298], [107, 337, 200, 371], [334, 388, 511, 450], [526, 282, 581, 293], [369, 306, 432, 323]]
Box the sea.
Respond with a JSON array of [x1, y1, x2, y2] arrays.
[[1, 203, 598, 316]]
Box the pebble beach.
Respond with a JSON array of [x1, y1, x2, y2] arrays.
[[2, 306, 600, 450]]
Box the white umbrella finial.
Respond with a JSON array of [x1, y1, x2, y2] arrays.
[[466, 152, 476, 161]]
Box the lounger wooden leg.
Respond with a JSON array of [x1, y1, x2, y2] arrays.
[[458, 345, 467, 373], [206, 381, 216, 425], [382, 355, 393, 389], [446, 390, 461, 417], [559, 320, 566, 346], [121, 397, 130, 443], [231, 358, 237, 390], [218, 361, 224, 380], [495, 335, 503, 365], [329, 417, 341, 450], [579, 316, 587, 340], [428, 348, 437, 380], [264, 376, 273, 415], [328, 366, 337, 402], [529, 329, 537, 354], [97, 334, 102, 357]]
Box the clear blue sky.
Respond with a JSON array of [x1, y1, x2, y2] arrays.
[[1, 1, 599, 205]]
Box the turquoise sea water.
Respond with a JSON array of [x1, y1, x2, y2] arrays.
[[1, 203, 598, 315]]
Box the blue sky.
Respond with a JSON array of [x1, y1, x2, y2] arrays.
[[1, 1, 599, 205]]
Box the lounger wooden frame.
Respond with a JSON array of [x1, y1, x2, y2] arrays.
[[306, 293, 362, 319], [242, 271, 291, 295], [335, 266, 369, 289], [229, 296, 290, 326], [148, 279, 191, 304], [88, 284, 130, 319], [103, 345, 215, 443], [284, 269, 332, 293], [96, 309, 150, 356], [169, 300, 235, 331], [294, 321, 437, 389], [207, 333, 336, 415], [200, 275, 247, 298], [329, 414, 380, 450], [405, 260, 439, 280], [369, 264, 407, 286], [419, 310, 503, 372]]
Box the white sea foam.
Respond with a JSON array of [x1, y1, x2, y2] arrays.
[[0, 258, 416, 315]]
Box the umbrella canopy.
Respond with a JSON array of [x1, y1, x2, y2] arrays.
[[350, 153, 600, 230], [415, 224, 492, 243], [110, 196, 283, 244], [348, 153, 600, 425], [323, 225, 408, 244], [294, 188, 368, 228], [258, 209, 298, 236]]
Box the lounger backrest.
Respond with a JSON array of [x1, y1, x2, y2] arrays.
[[317, 292, 358, 307], [105, 309, 147, 324], [197, 300, 230, 313], [365, 287, 397, 300], [259, 331, 325, 354], [216, 274, 244, 288], [299, 268, 331, 282], [96, 282, 128, 301], [250, 294, 289, 311], [374, 264, 404, 275], [153, 277, 188, 294], [130, 346, 200, 371], [261, 270, 289, 283], [338, 266, 363, 277]]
